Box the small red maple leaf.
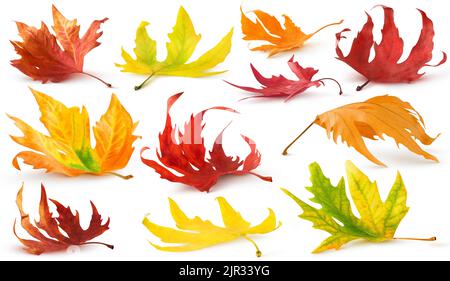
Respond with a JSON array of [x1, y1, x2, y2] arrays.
[[225, 56, 342, 102], [14, 184, 112, 255], [10, 5, 111, 87], [141, 93, 272, 192], [336, 6, 446, 91]]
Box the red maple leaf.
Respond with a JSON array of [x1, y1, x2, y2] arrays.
[[336, 6, 446, 91], [225, 56, 342, 102], [10, 5, 111, 87], [140, 93, 272, 192], [14, 184, 112, 255]]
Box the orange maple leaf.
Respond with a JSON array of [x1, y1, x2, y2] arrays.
[[9, 88, 139, 179], [11, 5, 111, 86], [241, 8, 342, 56]]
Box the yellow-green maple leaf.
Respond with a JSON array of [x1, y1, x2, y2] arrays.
[[282, 161, 434, 253], [116, 6, 233, 90], [143, 197, 280, 257]]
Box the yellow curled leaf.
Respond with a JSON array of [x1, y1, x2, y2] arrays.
[[143, 197, 279, 257]]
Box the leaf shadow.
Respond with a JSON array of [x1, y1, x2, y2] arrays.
[[371, 147, 443, 168], [12, 170, 132, 186]]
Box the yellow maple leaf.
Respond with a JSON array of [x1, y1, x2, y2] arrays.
[[9, 88, 139, 179], [117, 6, 233, 90], [143, 197, 280, 257]]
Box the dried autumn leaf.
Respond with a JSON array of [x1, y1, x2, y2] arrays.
[[141, 92, 272, 192], [14, 184, 112, 255], [225, 55, 342, 101], [143, 197, 279, 257], [282, 161, 435, 253], [9, 88, 139, 179], [282, 95, 439, 166], [336, 6, 446, 91], [11, 5, 111, 87], [117, 6, 233, 90], [241, 8, 342, 56]]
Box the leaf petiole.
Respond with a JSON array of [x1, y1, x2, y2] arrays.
[[80, 241, 114, 249], [108, 172, 133, 180], [282, 119, 316, 155], [135, 73, 155, 91], [243, 236, 262, 257], [318, 77, 343, 95], [356, 80, 370, 91], [81, 72, 112, 88], [394, 236, 436, 242], [310, 19, 344, 37]]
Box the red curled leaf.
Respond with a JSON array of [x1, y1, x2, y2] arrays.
[[141, 93, 272, 192], [336, 6, 446, 91], [10, 5, 110, 87], [14, 184, 112, 255], [225, 56, 342, 102]]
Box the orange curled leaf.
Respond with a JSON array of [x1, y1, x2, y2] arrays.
[[283, 95, 439, 166], [10, 5, 111, 87], [241, 8, 342, 56], [14, 184, 112, 255]]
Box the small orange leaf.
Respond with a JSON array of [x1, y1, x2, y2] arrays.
[[241, 8, 342, 56]]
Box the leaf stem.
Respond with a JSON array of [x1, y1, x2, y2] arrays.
[[310, 19, 344, 36], [249, 172, 273, 182], [243, 236, 262, 257], [282, 119, 316, 155], [394, 236, 436, 242], [81, 72, 112, 88], [318, 78, 343, 95], [135, 73, 155, 91], [356, 80, 370, 91], [80, 241, 114, 249], [108, 172, 133, 180]]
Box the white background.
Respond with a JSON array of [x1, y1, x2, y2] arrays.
[[0, 0, 449, 261]]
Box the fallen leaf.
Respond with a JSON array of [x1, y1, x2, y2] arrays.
[[9, 88, 139, 178], [282, 95, 439, 166], [241, 8, 342, 56], [117, 6, 233, 90], [282, 161, 435, 253], [336, 6, 446, 91], [14, 183, 113, 255], [225, 55, 342, 101], [143, 197, 279, 257], [141, 92, 272, 192], [11, 5, 111, 87]]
